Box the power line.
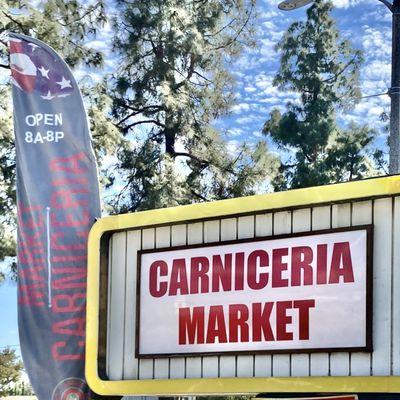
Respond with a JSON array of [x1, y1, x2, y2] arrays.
[[356, 92, 389, 100]]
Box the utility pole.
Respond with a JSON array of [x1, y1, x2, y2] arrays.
[[279, 0, 400, 174], [389, 0, 400, 173]]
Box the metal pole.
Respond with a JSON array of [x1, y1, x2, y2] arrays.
[[389, 0, 400, 173]]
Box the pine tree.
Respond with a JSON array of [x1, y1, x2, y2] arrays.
[[0, 347, 23, 397], [107, 0, 279, 212], [262, 0, 376, 190]]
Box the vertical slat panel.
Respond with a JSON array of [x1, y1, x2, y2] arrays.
[[352, 201, 372, 226], [238, 215, 254, 239], [219, 218, 237, 377], [332, 203, 351, 228], [350, 201, 372, 376], [171, 224, 186, 245], [185, 222, 203, 378], [156, 226, 170, 247], [108, 232, 127, 380], [154, 226, 171, 379], [141, 228, 155, 248], [236, 215, 255, 377], [273, 211, 292, 235], [291, 209, 311, 377], [106, 239, 112, 378], [187, 222, 203, 246], [254, 213, 273, 377], [272, 211, 291, 377], [310, 206, 331, 376], [372, 198, 392, 375], [221, 218, 237, 242], [255, 213, 273, 238], [393, 197, 400, 375], [202, 220, 220, 378], [330, 203, 351, 376], [292, 209, 311, 233], [139, 229, 155, 379], [169, 225, 187, 379], [204, 220, 219, 243], [123, 230, 141, 379]]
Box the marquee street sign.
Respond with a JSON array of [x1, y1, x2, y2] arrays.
[[86, 175, 400, 396]]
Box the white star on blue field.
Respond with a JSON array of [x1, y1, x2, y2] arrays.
[[0, 0, 393, 357]]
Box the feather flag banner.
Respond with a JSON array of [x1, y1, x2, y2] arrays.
[[9, 33, 101, 400]]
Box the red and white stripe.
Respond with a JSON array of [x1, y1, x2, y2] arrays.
[[9, 38, 37, 93]]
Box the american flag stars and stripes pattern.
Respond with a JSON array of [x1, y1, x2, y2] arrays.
[[9, 37, 74, 100]]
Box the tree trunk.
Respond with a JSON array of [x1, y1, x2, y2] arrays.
[[165, 129, 176, 156], [164, 113, 176, 156]]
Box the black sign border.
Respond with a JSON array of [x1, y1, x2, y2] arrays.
[[135, 224, 373, 359]]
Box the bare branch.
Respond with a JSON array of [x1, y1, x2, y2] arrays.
[[193, 70, 213, 83], [123, 119, 165, 131], [116, 105, 163, 126], [212, 3, 255, 51], [175, 53, 196, 89], [174, 151, 210, 166], [190, 189, 208, 202], [321, 55, 359, 84], [174, 151, 238, 175], [204, 17, 238, 38], [122, 104, 164, 113], [1, 11, 30, 35]]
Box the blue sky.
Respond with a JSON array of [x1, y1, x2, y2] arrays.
[[0, 0, 393, 359], [0, 277, 19, 355]]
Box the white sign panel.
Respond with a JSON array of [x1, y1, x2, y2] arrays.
[[137, 227, 372, 357]]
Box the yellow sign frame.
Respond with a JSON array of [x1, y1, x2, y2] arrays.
[[86, 175, 400, 396]]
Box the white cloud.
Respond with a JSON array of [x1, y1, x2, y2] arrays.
[[244, 86, 257, 93], [85, 40, 109, 52], [227, 140, 240, 155], [228, 128, 245, 137], [362, 26, 391, 60], [236, 115, 257, 124], [333, 0, 364, 9], [232, 103, 251, 113]]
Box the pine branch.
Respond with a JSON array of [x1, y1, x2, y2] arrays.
[[116, 106, 163, 126], [321, 55, 359, 84], [54, 4, 102, 27], [204, 17, 238, 38], [174, 151, 210, 166], [123, 104, 164, 113], [212, 3, 254, 51], [1, 11, 30, 35], [174, 151, 238, 175], [174, 54, 196, 89], [123, 119, 165, 131], [148, 131, 164, 141], [190, 189, 208, 202], [193, 70, 213, 83], [281, 162, 298, 169]]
